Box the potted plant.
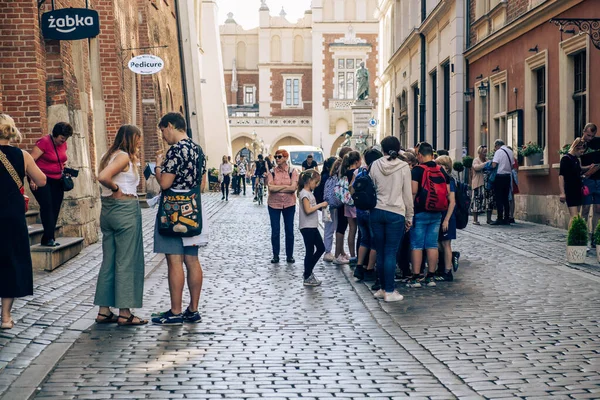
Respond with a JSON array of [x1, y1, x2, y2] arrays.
[[594, 221, 600, 263], [462, 156, 474, 184], [567, 215, 588, 264], [453, 161, 465, 182], [518, 141, 543, 166]]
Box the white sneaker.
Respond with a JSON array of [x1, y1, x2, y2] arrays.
[[373, 289, 385, 299], [342, 254, 351, 262], [384, 291, 404, 302], [323, 253, 335, 262], [333, 255, 348, 265]]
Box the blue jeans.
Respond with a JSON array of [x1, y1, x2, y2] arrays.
[[410, 212, 442, 250], [268, 205, 296, 259], [357, 212, 371, 249], [369, 208, 405, 293]]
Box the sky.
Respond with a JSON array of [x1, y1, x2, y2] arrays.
[[217, 0, 313, 29]]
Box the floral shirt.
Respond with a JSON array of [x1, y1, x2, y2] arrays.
[[162, 138, 200, 190]]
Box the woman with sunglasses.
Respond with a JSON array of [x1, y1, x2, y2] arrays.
[[471, 145, 494, 225], [265, 149, 299, 263]]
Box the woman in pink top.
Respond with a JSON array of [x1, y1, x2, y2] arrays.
[[266, 149, 299, 264], [29, 122, 73, 246]]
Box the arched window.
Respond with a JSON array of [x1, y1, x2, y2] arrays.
[[236, 42, 247, 69], [293, 35, 304, 63], [271, 35, 281, 62]]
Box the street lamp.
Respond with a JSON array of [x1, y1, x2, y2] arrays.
[[464, 88, 474, 102]]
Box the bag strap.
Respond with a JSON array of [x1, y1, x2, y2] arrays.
[[50, 135, 64, 173], [500, 148, 513, 170], [0, 148, 23, 190]]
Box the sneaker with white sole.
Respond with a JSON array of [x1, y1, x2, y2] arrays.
[[406, 278, 422, 288], [373, 289, 385, 299], [422, 276, 437, 287], [333, 255, 348, 265], [303, 273, 322, 286], [384, 291, 404, 302], [323, 253, 335, 262]]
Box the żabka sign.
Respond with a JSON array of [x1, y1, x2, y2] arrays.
[[128, 55, 165, 75], [41, 8, 100, 40]]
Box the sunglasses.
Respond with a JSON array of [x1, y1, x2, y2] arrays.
[[275, 155, 284, 159]]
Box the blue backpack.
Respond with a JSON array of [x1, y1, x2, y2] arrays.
[[352, 167, 377, 211], [323, 175, 343, 208]]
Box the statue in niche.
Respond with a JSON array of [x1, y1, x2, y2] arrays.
[[356, 61, 369, 101]]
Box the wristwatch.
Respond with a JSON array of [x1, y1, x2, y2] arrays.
[[111, 185, 119, 192]]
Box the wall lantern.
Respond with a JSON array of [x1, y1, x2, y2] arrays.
[[464, 88, 474, 102], [478, 81, 488, 98]]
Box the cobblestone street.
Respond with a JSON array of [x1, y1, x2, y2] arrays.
[[1, 193, 600, 399]]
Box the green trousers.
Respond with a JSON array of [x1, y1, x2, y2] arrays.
[[94, 197, 145, 309]]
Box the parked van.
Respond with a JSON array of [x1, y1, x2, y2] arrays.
[[278, 145, 325, 173]]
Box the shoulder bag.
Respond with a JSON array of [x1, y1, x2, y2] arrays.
[[51, 135, 74, 192], [0, 148, 29, 211], [157, 142, 206, 237]]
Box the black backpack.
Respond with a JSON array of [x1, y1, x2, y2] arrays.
[[351, 167, 377, 211], [454, 180, 471, 230]]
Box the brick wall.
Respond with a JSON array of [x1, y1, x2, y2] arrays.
[[270, 68, 312, 117], [224, 73, 260, 106], [507, 0, 530, 24], [322, 34, 378, 108]]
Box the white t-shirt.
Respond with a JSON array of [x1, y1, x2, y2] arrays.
[[492, 145, 514, 175], [298, 189, 318, 229]]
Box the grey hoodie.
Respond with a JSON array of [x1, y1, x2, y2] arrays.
[[369, 157, 414, 220]]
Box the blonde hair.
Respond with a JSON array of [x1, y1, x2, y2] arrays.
[[297, 169, 320, 196], [0, 114, 22, 142], [435, 155, 453, 173]]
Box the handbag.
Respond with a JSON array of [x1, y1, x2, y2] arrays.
[[50, 135, 74, 192], [157, 142, 206, 237], [0, 148, 29, 212]]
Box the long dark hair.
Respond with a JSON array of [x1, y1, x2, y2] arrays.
[[340, 151, 361, 177], [322, 156, 337, 176], [99, 125, 141, 171], [297, 169, 320, 196], [381, 136, 400, 161]]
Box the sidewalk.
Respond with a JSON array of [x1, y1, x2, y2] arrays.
[[0, 193, 228, 399]]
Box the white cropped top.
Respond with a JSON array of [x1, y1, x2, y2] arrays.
[[100, 151, 140, 197]]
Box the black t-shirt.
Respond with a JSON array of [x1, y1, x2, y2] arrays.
[[411, 161, 450, 214], [254, 160, 267, 176], [559, 153, 582, 198], [302, 159, 318, 170], [582, 138, 600, 180]]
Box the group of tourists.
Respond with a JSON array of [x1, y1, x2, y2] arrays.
[[218, 154, 274, 201], [0, 112, 205, 329]]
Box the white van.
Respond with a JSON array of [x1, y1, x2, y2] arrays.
[[278, 145, 325, 173]]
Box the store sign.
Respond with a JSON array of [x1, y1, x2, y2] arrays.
[[41, 8, 100, 40], [128, 55, 165, 75]]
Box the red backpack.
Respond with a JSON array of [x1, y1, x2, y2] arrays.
[[416, 164, 449, 212]]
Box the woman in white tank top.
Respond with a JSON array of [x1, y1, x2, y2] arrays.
[[94, 125, 148, 326]]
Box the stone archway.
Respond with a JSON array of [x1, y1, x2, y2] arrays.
[[271, 136, 303, 152], [330, 135, 346, 157], [231, 135, 253, 160]]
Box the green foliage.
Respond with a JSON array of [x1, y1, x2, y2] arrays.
[[568, 215, 588, 246], [518, 141, 543, 157], [594, 221, 600, 248], [558, 144, 570, 156], [462, 156, 474, 169], [453, 161, 465, 173]]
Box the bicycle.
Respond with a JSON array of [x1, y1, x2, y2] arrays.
[[255, 176, 265, 205]]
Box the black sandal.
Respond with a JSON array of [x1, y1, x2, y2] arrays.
[[117, 314, 148, 326], [95, 312, 119, 324]]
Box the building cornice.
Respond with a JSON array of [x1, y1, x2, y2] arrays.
[[420, 0, 452, 36], [465, 0, 583, 62], [388, 29, 420, 67]]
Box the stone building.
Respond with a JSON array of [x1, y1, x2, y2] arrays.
[[221, 0, 379, 158], [376, 0, 467, 161], [465, 0, 600, 228], [0, 0, 187, 246]]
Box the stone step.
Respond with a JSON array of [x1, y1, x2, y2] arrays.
[[27, 224, 63, 246], [30, 237, 84, 272], [26, 210, 40, 225]]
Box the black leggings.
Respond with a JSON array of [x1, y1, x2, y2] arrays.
[[336, 208, 348, 234], [300, 228, 325, 279], [221, 175, 231, 199], [31, 177, 64, 244]]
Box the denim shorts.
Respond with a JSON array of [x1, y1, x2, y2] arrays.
[[582, 178, 600, 205], [410, 212, 442, 250]]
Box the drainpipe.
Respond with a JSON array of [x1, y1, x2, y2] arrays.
[[418, 0, 427, 143], [464, 0, 471, 155], [174, 0, 192, 138]]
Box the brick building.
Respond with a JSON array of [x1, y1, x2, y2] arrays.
[[0, 0, 185, 244], [221, 0, 379, 158], [465, 0, 600, 228]]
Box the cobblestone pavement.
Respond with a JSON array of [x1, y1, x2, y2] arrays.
[[1, 193, 599, 399]]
